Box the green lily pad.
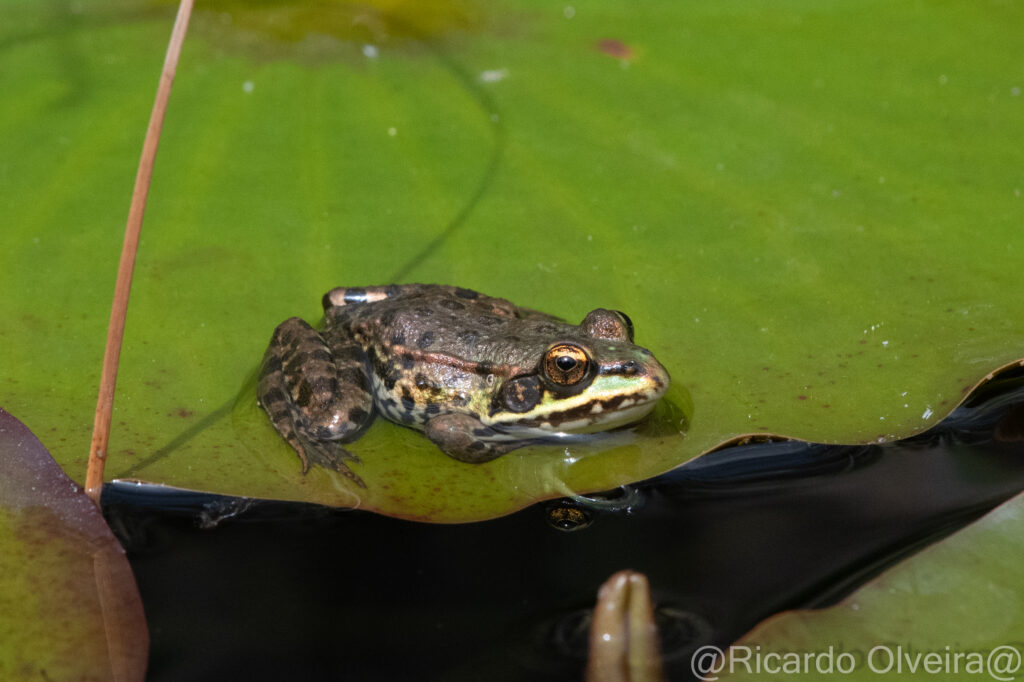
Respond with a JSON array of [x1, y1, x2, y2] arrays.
[[716, 489, 1024, 681], [0, 408, 148, 681], [1, 0, 1022, 520]]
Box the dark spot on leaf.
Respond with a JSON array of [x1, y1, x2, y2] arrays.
[[596, 38, 633, 59]]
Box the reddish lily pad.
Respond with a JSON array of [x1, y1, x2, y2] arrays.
[[0, 408, 148, 681]]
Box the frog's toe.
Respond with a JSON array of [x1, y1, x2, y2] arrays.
[[327, 463, 366, 489], [297, 439, 366, 487]]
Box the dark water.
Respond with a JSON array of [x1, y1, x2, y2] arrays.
[[103, 370, 1024, 681]]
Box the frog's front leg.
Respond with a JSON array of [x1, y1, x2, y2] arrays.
[[258, 317, 373, 486], [424, 413, 521, 464]]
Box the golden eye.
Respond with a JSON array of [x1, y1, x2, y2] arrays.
[[543, 343, 590, 386]]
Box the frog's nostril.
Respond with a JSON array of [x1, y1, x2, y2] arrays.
[[622, 361, 640, 375]]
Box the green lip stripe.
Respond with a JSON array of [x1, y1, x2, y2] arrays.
[[487, 372, 665, 432]]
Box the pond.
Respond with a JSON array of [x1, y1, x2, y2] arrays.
[[103, 368, 1024, 681]]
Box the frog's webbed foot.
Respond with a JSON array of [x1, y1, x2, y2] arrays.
[[291, 435, 366, 488], [260, 387, 368, 487], [259, 317, 373, 485], [424, 413, 522, 463]]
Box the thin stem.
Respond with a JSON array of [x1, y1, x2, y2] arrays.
[[85, 0, 194, 506]]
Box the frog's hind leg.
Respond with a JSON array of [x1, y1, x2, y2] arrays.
[[258, 317, 374, 486]]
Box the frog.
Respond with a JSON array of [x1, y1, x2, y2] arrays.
[[257, 284, 670, 486]]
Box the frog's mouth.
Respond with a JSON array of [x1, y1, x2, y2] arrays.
[[486, 362, 670, 436]]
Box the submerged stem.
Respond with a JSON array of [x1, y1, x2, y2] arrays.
[[85, 0, 194, 506]]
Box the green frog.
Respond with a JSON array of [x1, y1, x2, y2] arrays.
[[258, 284, 670, 486]]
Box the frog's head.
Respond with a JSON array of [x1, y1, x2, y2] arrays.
[[489, 309, 670, 434]]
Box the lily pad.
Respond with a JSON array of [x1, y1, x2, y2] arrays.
[[0, 407, 148, 681], [716, 489, 1024, 681], [1, 0, 1022, 520]]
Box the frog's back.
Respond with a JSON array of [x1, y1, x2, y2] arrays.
[[323, 284, 565, 365]]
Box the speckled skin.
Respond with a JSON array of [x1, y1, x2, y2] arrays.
[[258, 284, 669, 485]]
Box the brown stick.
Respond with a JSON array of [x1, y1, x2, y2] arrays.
[[85, 0, 195, 506]]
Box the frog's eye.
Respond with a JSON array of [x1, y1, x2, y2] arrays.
[[543, 343, 590, 386]]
